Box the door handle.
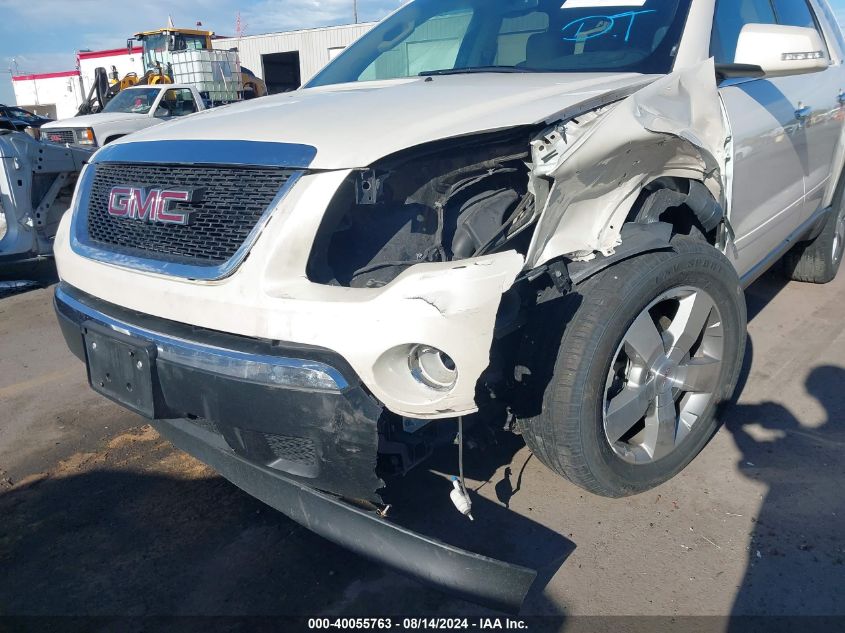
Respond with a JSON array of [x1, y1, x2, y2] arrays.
[[795, 105, 813, 120]]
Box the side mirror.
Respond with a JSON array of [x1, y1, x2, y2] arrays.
[[723, 24, 829, 79]]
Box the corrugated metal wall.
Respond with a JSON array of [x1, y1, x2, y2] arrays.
[[212, 23, 376, 85]]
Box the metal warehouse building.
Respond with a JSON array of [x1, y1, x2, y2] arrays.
[[9, 22, 377, 116], [12, 46, 143, 120], [212, 22, 375, 93]]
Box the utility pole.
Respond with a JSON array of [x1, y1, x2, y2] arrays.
[[353, 0, 359, 24]]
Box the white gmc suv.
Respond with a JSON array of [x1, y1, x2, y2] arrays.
[[52, 0, 845, 611]]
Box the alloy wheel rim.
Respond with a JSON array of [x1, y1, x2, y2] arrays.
[[602, 286, 725, 465], [833, 207, 845, 265]]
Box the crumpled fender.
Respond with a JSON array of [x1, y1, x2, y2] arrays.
[[526, 60, 728, 268]]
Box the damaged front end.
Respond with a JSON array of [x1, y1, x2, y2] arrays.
[[53, 59, 731, 613], [53, 282, 538, 613], [301, 59, 730, 445]]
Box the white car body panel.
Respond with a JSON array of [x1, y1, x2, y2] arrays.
[[119, 73, 656, 170], [52, 62, 721, 418]]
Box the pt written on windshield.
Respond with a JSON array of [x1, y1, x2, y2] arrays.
[[308, 0, 692, 86], [102, 88, 161, 115]]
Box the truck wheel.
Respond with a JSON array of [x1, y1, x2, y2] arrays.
[[519, 237, 746, 498], [783, 199, 845, 284]]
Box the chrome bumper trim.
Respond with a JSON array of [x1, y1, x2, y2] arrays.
[[55, 285, 349, 392]]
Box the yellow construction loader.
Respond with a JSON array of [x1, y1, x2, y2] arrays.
[[132, 26, 267, 97], [78, 23, 266, 114]]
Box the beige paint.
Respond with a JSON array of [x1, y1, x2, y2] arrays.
[[527, 60, 728, 268]]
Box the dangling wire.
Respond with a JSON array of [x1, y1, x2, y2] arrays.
[[458, 416, 468, 496], [450, 416, 474, 521]]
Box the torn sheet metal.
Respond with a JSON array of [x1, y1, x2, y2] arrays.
[[526, 60, 728, 268], [0, 131, 92, 266]]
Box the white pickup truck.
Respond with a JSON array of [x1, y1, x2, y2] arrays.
[[41, 84, 205, 148], [52, 0, 845, 612]]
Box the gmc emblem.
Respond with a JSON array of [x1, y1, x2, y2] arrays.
[[107, 186, 197, 225]]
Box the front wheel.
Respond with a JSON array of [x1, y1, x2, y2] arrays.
[[519, 237, 747, 498]]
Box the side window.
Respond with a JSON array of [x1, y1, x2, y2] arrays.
[[771, 0, 830, 55], [159, 89, 198, 117], [771, 0, 816, 28], [711, 0, 777, 64], [815, 0, 845, 56]]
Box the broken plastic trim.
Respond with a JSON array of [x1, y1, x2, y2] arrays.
[[155, 417, 537, 614]]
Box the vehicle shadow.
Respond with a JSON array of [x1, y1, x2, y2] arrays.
[[723, 365, 845, 619], [0, 435, 570, 618], [0, 260, 58, 297], [383, 429, 574, 616], [744, 268, 791, 323]]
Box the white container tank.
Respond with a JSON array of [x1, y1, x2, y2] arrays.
[[171, 49, 244, 104]]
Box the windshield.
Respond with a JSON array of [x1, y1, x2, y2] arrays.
[[143, 32, 206, 72], [308, 0, 692, 86], [102, 88, 161, 114], [144, 33, 168, 71], [8, 107, 40, 122], [174, 34, 206, 51]]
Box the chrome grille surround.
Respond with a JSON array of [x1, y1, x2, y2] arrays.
[[69, 140, 317, 281], [43, 129, 76, 144], [86, 163, 296, 265]]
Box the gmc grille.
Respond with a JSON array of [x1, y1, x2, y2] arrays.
[[85, 163, 297, 266], [44, 129, 76, 144]]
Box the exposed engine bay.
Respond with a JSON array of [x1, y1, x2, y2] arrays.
[[307, 130, 537, 289]]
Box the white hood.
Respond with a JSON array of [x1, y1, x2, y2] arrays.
[[42, 112, 147, 129], [118, 73, 656, 170]]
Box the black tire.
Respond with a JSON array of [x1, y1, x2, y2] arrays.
[[783, 181, 845, 284], [518, 237, 747, 498]]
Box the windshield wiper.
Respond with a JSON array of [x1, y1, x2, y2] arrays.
[[419, 66, 541, 76]]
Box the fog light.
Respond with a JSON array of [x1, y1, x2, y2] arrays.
[[409, 345, 457, 391]]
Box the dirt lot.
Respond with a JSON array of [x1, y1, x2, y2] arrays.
[[1, 271, 844, 621]]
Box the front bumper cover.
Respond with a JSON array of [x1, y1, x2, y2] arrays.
[[53, 282, 537, 612], [155, 417, 536, 614]]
